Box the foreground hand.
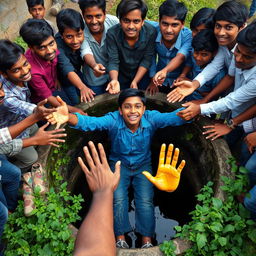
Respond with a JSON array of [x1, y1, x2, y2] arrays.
[[33, 122, 66, 147], [146, 81, 159, 96], [143, 144, 185, 192], [106, 80, 120, 94], [202, 123, 232, 141], [245, 131, 256, 153], [80, 86, 96, 103], [153, 69, 167, 86], [167, 80, 197, 103], [177, 102, 200, 120], [46, 96, 69, 129], [34, 99, 56, 119], [78, 141, 121, 193], [93, 63, 106, 77]]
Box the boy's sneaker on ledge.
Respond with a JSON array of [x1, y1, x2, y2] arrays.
[[141, 242, 153, 249], [116, 239, 129, 249]]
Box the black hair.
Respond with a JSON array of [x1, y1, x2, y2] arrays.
[[214, 0, 248, 28], [20, 19, 54, 46], [116, 0, 148, 20], [0, 40, 24, 73], [79, 0, 106, 13], [237, 21, 256, 53], [159, 0, 187, 22], [118, 88, 146, 107], [26, 0, 44, 8], [190, 8, 215, 30], [56, 8, 85, 35], [192, 29, 218, 53]]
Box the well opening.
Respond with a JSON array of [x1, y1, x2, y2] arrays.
[[38, 93, 232, 255]]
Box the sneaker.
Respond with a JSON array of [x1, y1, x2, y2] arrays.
[[141, 242, 153, 249], [116, 239, 129, 249]]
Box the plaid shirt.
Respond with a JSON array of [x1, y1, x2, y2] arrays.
[[0, 127, 23, 155], [0, 76, 36, 139]]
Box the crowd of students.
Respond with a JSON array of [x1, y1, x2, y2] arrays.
[[1, 0, 256, 254]]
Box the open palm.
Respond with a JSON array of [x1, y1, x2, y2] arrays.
[[143, 144, 185, 192]]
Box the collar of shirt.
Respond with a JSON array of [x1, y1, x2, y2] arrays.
[[84, 23, 107, 47], [27, 48, 60, 70], [2, 76, 30, 95], [119, 113, 151, 131], [237, 64, 256, 81], [155, 27, 183, 51], [120, 25, 147, 49]]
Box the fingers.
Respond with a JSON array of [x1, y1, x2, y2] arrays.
[[177, 160, 185, 173], [87, 141, 101, 166], [158, 144, 166, 167], [56, 96, 65, 106], [82, 146, 96, 171], [113, 160, 121, 190], [37, 98, 48, 106], [171, 148, 179, 168], [40, 122, 50, 130], [142, 171, 156, 184], [167, 89, 184, 103], [97, 143, 108, 166], [78, 156, 90, 176], [55, 123, 61, 130], [166, 144, 174, 165], [105, 83, 111, 92]]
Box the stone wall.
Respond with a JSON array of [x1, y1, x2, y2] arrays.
[[0, 0, 52, 40]]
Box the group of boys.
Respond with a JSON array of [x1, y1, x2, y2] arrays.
[[2, 0, 256, 254]]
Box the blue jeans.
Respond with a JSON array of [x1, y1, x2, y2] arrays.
[[249, 0, 256, 17], [240, 142, 256, 219], [87, 84, 107, 96], [61, 85, 80, 106], [111, 162, 155, 237], [0, 155, 21, 211], [244, 185, 256, 220], [0, 200, 8, 253]]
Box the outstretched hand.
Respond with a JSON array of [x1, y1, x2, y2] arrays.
[[46, 96, 69, 129], [143, 144, 185, 192], [78, 141, 121, 193]]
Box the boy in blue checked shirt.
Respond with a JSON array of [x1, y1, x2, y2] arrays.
[[147, 0, 192, 95], [47, 88, 188, 248]]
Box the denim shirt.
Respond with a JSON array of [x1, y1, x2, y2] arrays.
[[72, 109, 186, 169], [149, 22, 192, 86]]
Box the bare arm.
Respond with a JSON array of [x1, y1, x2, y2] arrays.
[[84, 54, 106, 77], [67, 71, 95, 103], [200, 74, 234, 103], [8, 99, 55, 139], [130, 66, 148, 89], [153, 53, 185, 86], [74, 142, 120, 256]]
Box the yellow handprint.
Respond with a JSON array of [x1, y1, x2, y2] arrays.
[[142, 144, 185, 192]]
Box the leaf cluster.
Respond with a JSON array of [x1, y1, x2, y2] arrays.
[[161, 158, 256, 256], [3, 171, 83, 256]]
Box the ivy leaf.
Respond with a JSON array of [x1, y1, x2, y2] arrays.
[[223, 224, 234, 233], [196, 233, 207, 249], [212, 198, 223, 209], [218, 237, 227, 246]]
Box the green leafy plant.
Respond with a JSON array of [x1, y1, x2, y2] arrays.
[[161, 158, 256, 256], [3, 170, 83, 256]]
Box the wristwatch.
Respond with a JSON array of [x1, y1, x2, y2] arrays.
[[224, 119, 236, 129]]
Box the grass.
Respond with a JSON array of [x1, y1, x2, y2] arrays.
[[110, 0, 219, 26]]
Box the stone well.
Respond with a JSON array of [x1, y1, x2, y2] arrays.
[[37, 93, 232, 255]]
